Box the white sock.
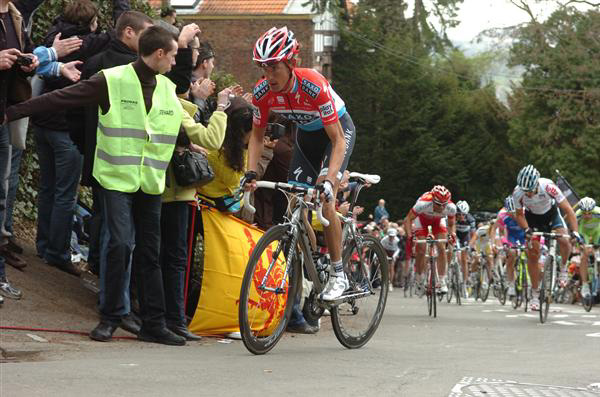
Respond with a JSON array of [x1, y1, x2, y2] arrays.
[[332, 260, 344, 277]]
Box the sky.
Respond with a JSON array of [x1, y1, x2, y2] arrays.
[[440, 0, 596, 44]]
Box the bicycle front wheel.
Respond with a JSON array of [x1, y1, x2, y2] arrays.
[[331, 235, 389, 349], [239, 225, 302, 355], [481, 270, 490, 302], [539, 257, 552, 323]]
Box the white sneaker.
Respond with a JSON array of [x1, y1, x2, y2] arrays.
[[440, 278, 448, 294], [559, 271, 569, 287], [388, 282, 393, 292], [507, 283, 516, 296], [581, 283, 592, 300], [321, 275, 349, 301], [530, 296, 540, 311]]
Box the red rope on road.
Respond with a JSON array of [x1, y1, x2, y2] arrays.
[[0, 326, 136, 340]]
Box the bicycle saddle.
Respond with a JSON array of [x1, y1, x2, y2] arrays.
[[349, 172, 380, 184]]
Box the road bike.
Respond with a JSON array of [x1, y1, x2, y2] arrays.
[[238, 173, 388, 354], [403, 256, 415, 298], [532, 231, 568, 324], [446, 243, 463, 305], [581, 243, 600, 312], [472, 248, 492, 302], [415, 236, 447, 318], [509, 242, 531, 311], [491, 246, 508, 306]]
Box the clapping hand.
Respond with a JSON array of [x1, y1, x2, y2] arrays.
[[52, 33, 83, 58]]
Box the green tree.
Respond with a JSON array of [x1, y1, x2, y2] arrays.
[[507, 7, 600, 197], [332, 1, 513, 219]]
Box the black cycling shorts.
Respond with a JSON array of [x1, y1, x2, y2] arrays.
[[525, 205, 567, 233], [287, 112, 356, 187], [457, 231, 470, 248]]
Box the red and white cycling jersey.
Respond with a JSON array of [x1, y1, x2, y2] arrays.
[[513, 178, 565, 215], [252, 68, 346, 132], [410, 192, 457, 220]]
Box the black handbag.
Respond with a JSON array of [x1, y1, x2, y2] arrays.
[[171, 149, 215, 187]]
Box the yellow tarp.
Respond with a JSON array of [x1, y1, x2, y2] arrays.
[[188, 208, 288, 336]]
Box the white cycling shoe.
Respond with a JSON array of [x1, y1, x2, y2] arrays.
[[321, 274, 349, 301], [507, 283, 516, 296], [530, 296, 540, 311], [439, 278, 448, 294], [581, 283, 592, 300]]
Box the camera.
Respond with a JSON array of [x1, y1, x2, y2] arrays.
[[266, 122, 285, 140], [15, 55, 33, 67]]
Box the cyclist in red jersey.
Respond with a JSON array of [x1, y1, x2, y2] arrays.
[[404, 186, 457, 294], [243, 27, 356, 301]]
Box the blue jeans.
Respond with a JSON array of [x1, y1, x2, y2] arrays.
[[287, 295, 309, 327], [4, 147, 23, 235], [160, 201, 189, 327], [0, 125, 11, 277], [34, 126, 82, 265]]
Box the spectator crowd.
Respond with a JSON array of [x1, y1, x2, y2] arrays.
[[0, 0, 395, 345]]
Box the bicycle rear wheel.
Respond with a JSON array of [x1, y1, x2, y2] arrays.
[[239, 225, 301, 355], [331, 235, 389, 349]]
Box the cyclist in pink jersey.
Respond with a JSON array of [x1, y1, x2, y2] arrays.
[[243, 27, 356, 301], [404, 186, 457, 294]]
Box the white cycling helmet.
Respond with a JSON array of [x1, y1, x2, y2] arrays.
[[387, 228, 398, 237], [253, 27, 299, 66], [517, 164, 540, 192], [456, 200, 470, 214], [504, 195, 516, 212], [579, 197, 596, 212]]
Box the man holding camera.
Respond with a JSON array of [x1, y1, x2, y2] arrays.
[[0, 0, 39, 303]]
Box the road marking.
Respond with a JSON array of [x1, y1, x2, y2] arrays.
[[586, 332, 600, 338], [593, 322, 600, 326], [581, 315, 597, 318], [449, 377, 599, 396], [26, 334, 48, 343], [506, 315, 519, 318], [555, 320, 579, 325], [550, 314, 569, 318]]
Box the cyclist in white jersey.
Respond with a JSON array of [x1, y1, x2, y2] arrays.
[[469, 222, 494, 290], [512, 164, 582, 310], [381, 228, 400, 292]]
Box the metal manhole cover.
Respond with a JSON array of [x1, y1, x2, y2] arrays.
[[449, 377, 600, 397]]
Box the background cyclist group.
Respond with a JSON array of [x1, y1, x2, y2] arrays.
[[377, 164, 599, 311]]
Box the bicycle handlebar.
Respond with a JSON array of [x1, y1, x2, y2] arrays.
[[415, 238, 448, 244], [530, 232, 570, 239], [242, 180, 329, 227]]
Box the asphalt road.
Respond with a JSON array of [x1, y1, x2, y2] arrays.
[[2, 281, 599, 397]]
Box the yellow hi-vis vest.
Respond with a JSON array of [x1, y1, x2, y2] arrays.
[[93, 64, 183, 194]]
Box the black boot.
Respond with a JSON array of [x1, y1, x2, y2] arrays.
[[138, 327, 186, 346], [90, 322, 118, 342], [168, 324, 202, 341]]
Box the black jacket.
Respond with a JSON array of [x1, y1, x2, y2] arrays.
[[31, 0, 129, 131], [0, 3, 33, 123]]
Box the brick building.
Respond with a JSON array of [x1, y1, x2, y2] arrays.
[[153, 0, 341, 92]]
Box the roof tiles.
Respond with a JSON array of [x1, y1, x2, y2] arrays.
[[198, 0, 289, 14]]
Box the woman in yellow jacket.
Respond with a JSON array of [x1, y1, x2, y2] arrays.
[[160, 82, 231, 341], [197, 97, 253, 213]]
